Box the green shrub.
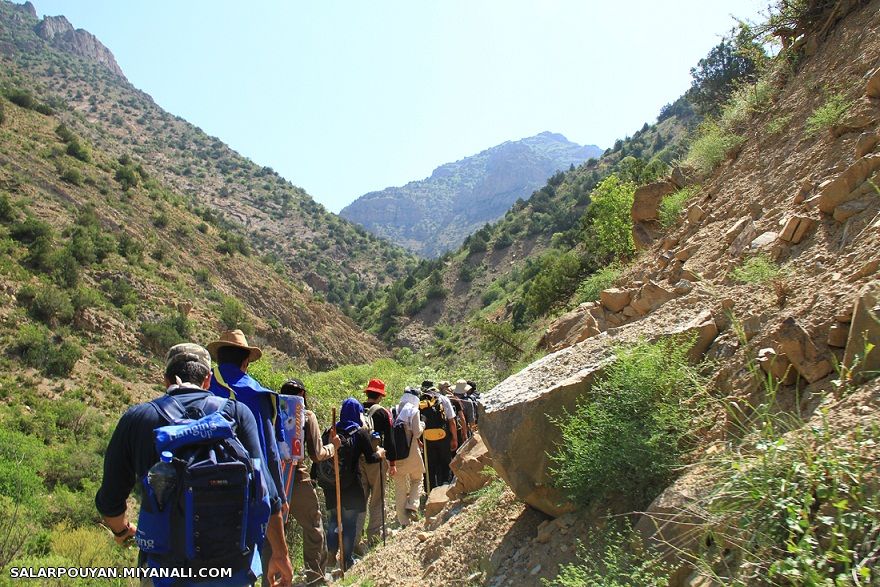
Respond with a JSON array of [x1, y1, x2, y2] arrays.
[[70, 286, 103, 312], [60, 167, 83, 186], [659, 186, 699, 228], [574, 264, 623, 304], [5, 88, 37, 110], [117, 233, 143, 263], [140, 312, 190, 354], [684, 121, 746, 175], [546, 523, 670, 587], [50, 248, 80, 288], [103, 278, 138, 307], [114, 165, 139, 191], [10, 218, 52, 244], [481, 283, 504, 307], [24, 283, 74, 325], [0, 101, 5, 125], [805, 93, 852, 136], [54, 124, 75, 143], [65, 140, 90, 163], [731, 254, 784, 284], [0, 192, 14, 222], [700, 419, 880, 584], [766, 113, 793, 136], [585, 175, 636, 262], [9, 324, 81, 377], [552, 337, 704, 509], [219, 295, 252, 333], [523, 250, 583, 318]]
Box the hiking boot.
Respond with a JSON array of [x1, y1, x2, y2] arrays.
[[406, 508, 419, 522]]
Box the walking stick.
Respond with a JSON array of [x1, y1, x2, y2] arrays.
[[423, 436, 431, 494], [331, 408, 345, 576], [379, 459, 386, 546]]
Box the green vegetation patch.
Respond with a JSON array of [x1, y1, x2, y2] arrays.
[[574, 263, 623, 304], [659, 185, 700, 229], [684, 121, 745, 176], [551, 337, 705, 509], [731, 254, 785, 284], [805, 93, 852, 136]]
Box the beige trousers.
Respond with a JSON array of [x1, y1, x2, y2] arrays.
[[391, 446, 424, 526]]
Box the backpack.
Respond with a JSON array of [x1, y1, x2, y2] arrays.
[[384, 417, 412, 462], [135, 394, 271, 567], [314, 428, 358, 490], [419, 392, 448, 441], [362, 404, 390, 442]]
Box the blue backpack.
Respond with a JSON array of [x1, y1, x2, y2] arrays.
[[135, 394, 271, 570]]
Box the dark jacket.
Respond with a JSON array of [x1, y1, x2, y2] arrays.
[[316, 427, 381, 512]]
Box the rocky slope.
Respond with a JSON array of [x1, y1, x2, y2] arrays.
[[0, 0, 417, 313], [341, 132, 602, 257], [477, 0, 880, 582]]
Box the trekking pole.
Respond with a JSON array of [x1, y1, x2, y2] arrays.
[[423, 437, 431, 494], [331, 408, 345, 577], [379, 459, 386, 546]]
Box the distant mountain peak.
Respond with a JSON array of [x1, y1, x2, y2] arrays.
[[341, 132, 603, 257], [34, 13, 125, 79]]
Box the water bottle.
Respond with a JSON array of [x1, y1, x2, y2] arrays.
[[147, 451, 176, 510]]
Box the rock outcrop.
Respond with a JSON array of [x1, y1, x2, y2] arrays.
[[448, 434, 494, 499], [34, 15, 125, 78]]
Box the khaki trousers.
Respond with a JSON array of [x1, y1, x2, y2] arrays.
[[355, 459, 385, 548], [289, 471, 327, 585], [392, 446, 424, 526]]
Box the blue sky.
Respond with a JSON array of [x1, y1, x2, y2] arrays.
[[27, 1, 766, 212]]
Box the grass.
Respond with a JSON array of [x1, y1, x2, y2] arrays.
[[731, 255, 785, 284], [574, 263, 623, 304], [765, 113, 793, 136], [684, 121, 746, 176], [659, 185, 700, 229], [551, 337, 705, 510], [805, 93, 852, 136], [544, 523, 670, 587]]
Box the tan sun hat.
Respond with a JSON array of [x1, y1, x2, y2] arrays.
[[453, 379, 471, 395], [207, 329, 262, 363]]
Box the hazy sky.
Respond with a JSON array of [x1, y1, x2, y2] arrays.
[[27, 1, 767, 212]]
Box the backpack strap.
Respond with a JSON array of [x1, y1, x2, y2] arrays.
[[201, 395, 229, 416], [151, 394, 188, 424]]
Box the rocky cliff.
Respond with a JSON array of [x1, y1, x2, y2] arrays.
[[341, 132, 602, 257], [34, 15, 125, 78]]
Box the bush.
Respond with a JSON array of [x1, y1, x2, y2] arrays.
[[70, 286, 103, 312], [659, 186, 700, 228], [103, 278, 137, 307], [219, 295, 252, 333], [701, 418, 880, 584], [114, 165, 139, 191], [551, 337, 704, 509], [60, 167, 83, 186], [805, 93, 852, 136], [10, 324, 82, 377], [547, 523, 670, 587], [684, 121, 745, 175], [24, 283, 74, 325], [140, 312, 190, 354], [481, 283, 504, 307], [731, 254, 784, 284], [574, 263, 623, 304], [65, 140, 90, 163], [0, 192, 14, 222], [523, 250, 583, 318], [10, 218, 52, 244], [585, 175, 636, 262]]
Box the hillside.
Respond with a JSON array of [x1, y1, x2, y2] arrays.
[[338, 1, 880, 585], [341, 132, 602, 257], [0, 0, 417, 313]]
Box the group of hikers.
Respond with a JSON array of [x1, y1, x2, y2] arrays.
[[95, 329, 481, 587]]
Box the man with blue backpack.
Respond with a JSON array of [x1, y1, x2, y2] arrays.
[[206, 330, 291, 585], [95, 343, 293, 586]]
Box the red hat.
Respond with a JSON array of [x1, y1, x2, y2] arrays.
[[364, 378, 386, 396]]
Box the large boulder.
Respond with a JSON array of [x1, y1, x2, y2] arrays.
[[776, 317, 833, 383], [539, 302, 609, 352], [805, 153, 880, 214], [630, 281, 676, 316], [632, 180, 678, 250], [424, 485, 451, 518], [479, 337, 616, 516], [448, 434, 494, 499]]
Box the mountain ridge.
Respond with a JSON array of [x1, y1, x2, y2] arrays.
[[341, 132, 602, 257]]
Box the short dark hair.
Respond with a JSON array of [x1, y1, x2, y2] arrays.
[[280, 379, 306, 396], [216, 346, 250, 367], [366, 391, 383, 401], [165, 360, 210, 385]]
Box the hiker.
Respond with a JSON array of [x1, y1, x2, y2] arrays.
[[452, 379, 476, 441], [278, 379, 341, 586], [390, 387, 424, 527], [206, 330, 289, 582], [95, 343, 293, 586], [356, 379, 393, 551], [419, 381, 458, 489], [314, 398, 385, 571]]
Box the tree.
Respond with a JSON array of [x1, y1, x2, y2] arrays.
[[687, 37, 762, 116], [585, 175, 636, 263]]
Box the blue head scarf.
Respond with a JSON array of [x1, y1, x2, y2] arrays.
[[337, 397, 364, 435]]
